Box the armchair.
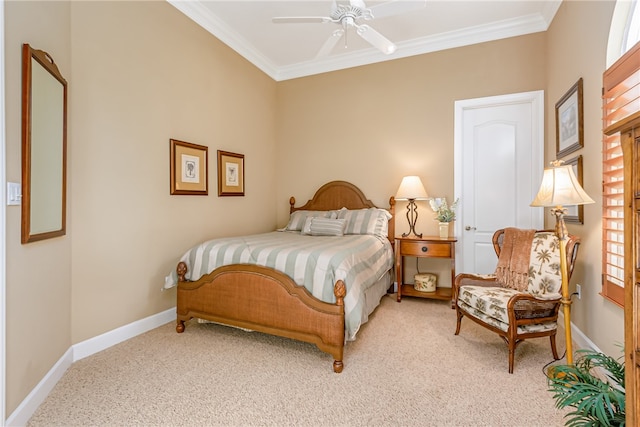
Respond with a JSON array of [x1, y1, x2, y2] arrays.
[[453, 228, 580, 373]]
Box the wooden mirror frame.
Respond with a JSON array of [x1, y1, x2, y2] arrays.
[[21, 44, 68, 243]]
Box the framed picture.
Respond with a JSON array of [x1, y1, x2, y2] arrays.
[[555, 78, 584, 158], [564, 155, 584, 224], [169, 139, 208, 195], [217, 150, 244, 196]]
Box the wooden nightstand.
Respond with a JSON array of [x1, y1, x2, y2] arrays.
[[395, 236, 457, 302]]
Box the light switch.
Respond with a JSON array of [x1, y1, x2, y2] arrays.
[[7, 182, 21, 206]]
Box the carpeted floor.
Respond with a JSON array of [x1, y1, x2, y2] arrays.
[[27, 294, 568, 426]]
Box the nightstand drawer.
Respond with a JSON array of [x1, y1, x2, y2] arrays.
[[400, 241, 451, 257]]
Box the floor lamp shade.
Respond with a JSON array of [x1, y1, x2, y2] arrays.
[[531, 163, 594, 207], [395, 176, 428, 238], [531, 160, 594, 365]]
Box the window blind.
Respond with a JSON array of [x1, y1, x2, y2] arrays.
[[602, 42, 640, 307]]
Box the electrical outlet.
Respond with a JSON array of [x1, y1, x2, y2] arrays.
[[576, 284, 582, 300]]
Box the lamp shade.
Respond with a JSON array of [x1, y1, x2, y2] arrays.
[[531, 163, 594, 207], [395, 176, 428, 200]]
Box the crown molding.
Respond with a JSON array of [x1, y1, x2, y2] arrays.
[[275, 11, 554, 80], [168, 0, 280, 79], [540, 0, 563, 26], [168, 0, 559, 82]]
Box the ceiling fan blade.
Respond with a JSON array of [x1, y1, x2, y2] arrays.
[[331, 0, 339, 14], [316, 29, 345, 59], [356, 24, 396, 54], [272, 17, 333, 24], [368, 0, 426, 19], [349, 0, 367, 9]]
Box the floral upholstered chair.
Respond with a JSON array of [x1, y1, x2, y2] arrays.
[[452, 228, 580, 373]]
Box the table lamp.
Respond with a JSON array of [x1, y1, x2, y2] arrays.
[[530, 160, 594, 364], [395, 176, 429, 238]]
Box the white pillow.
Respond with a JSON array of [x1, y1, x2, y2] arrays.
[[338, 207, 392, 237], [301, 217, 347, 236], [285, 210, 336, 231]]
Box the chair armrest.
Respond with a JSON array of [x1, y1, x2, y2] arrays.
[[452, 273, 498, 303], [453, 273, 497, 287]]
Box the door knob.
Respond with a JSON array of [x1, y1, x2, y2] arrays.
[[465, 226, 477, 231]]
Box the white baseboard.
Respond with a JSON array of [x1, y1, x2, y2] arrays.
[[571, 322, 602, 353], [73, 307, 175, 361], [5, 307, 176, 426], [4, 347, 73, 427], [558, 311, 602, 353]]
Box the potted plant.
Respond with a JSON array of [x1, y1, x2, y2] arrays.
[[429, 197, 459, 238], [547, 349, 625, 426]]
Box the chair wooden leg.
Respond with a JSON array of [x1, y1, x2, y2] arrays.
[[550, 333, 559, 360], [455, 310, 463, 335], [508, 341, 515, 374]]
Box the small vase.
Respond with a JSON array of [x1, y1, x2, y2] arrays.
[[439, 222, 450, 238]]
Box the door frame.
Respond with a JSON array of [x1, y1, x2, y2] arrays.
[[453, 90, 545, 271]]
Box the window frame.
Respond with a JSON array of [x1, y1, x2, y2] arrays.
[[602, 42, 640, 307]]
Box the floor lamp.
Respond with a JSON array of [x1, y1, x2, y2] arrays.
[[530, 160, 594, 364]]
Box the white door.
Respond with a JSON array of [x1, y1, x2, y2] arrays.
[[454, 91, 544, 275]]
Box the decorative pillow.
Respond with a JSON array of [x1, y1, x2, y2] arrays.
[[328, 209, 342, 219], [301, 217, 347, 236], [337, 208, 392, 236], [285, 210, 336, 231]]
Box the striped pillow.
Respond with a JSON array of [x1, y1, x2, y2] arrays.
[[285, 210, 336, 231], [302, 217, 347, 236], [338, 208, 392, 237]]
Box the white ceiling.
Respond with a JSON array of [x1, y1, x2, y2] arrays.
[[168, 0, 562, 81]]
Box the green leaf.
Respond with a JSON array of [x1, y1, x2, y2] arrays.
[[547, 349, 625, 426]]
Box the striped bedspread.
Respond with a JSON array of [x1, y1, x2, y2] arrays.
[[164, 231, 394, 340]]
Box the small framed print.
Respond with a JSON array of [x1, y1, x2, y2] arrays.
[[169, 139, 208, 195], [555, 78, 584, 158], [217, 150, 244, 196], [564, 155, 584, 224]]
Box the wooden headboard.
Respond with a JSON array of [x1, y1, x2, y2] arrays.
[[289, 180, 396, 243]]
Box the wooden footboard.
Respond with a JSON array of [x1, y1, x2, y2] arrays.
[[175, 262, 347, 373]]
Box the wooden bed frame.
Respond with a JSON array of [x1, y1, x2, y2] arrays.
[[175, 180, 395, 373]]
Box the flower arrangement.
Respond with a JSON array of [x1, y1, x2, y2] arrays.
[[429, 197, 459, 223]]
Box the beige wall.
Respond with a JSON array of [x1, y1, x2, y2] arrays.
[[5, 0, 72, 415], [275, 0, 625, 356], [68, 1, 277, 345], [3, 0, 628, 418], [275, 33, 546, 225], [5, 0, 277, 415], [275, 33, 547, 284], [546, 0, 624, 357]]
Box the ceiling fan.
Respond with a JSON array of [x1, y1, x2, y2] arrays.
[[272, 0, 427, 59]]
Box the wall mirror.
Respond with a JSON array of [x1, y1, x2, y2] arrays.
[[21, 43, 67, 243]]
